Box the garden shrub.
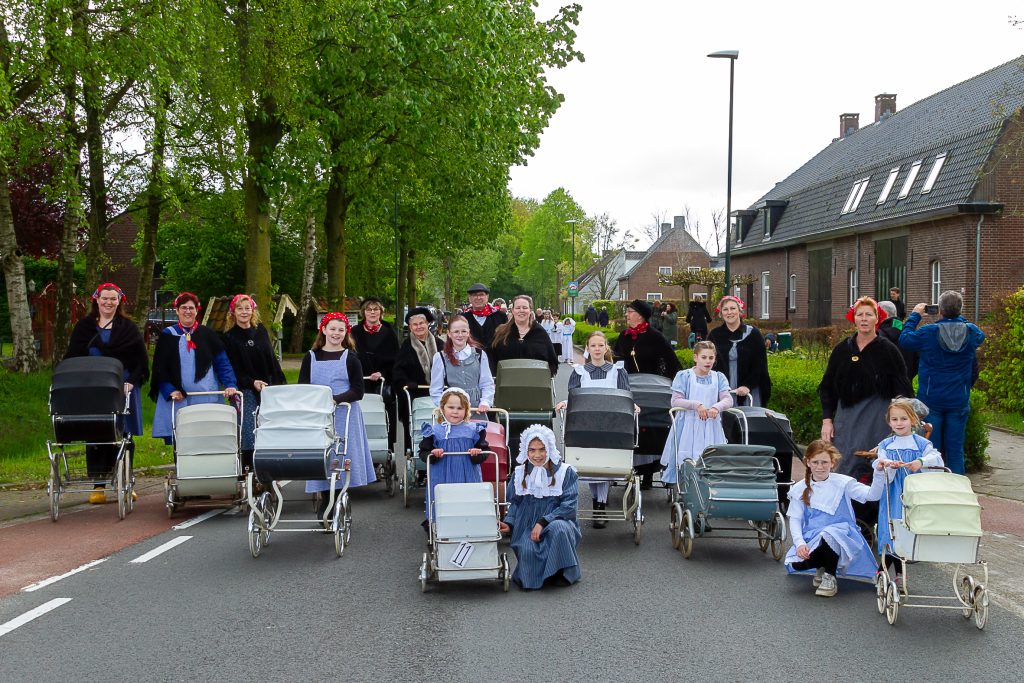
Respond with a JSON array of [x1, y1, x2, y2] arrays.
[[977, 287, 1024, 415], [965, 389, 990, 472]]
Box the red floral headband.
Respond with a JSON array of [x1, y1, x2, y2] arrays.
[[715, 295, 746, 315], [92, 282, 125, 302], [845, 298, 888, 328], [319, 312, 349, 334], [174, 292, 202, 310], [229, 294, 256, 312]]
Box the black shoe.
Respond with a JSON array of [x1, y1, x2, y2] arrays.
[[593, 501, 607, 529], [421, 519, 430, 534]]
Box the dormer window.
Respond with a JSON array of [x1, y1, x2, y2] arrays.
[[877, 168, 900, 204], [841, 177, 870, 215], [898, 160, 923, 199], [921, 153, 947, 194]]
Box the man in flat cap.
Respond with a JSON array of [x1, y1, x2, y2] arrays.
[[463, 283, 508, 348]]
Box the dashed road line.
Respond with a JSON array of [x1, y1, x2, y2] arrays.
[[172, 509, 224, 530], [130, 536, 192, 564], [22, 558, 108, 593], [0, 598, 72, 638]]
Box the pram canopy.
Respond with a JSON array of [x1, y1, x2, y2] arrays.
[[698, 444, 778, 485], [564, 388, 634, 450], [630, 374, 673, 430], [903, 472, 982, 537], [50, 356, 125, 416], [175, 404, 238, 457], [494, 359, 553, 411], [255, 384, 337, 452]]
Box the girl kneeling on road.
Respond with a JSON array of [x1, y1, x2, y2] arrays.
[[786, 440, 884, 597]]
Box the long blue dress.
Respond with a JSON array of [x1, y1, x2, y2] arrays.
[[305, 350, 376, 492], [422, 420, 486, 520], [152, 330, 235, 442], [875, 433, 943, 555], [504, 466, 582, 590]]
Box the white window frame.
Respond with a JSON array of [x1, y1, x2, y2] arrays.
[[931, 260, 941, 304], [921, 153, 947, 194], [760, 272, 770, 320], [789, 274, 797, 311], [646, 292, 663, 301], [621, 289, 627, 300], [687, 266, 700, 273], [841, 177, 870, 214], [658, 266, 673, 276], [877, 167, 900, 204], [848, 268, 858, 306], [898, 160, 923, 199]]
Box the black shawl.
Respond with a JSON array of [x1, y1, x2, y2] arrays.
[[488, 323, 559, 376], [612, 327, 681, 379], [222, 324, 286, 392], [65, 315, 150, 387], [393, 334, 444, 390], [818, 334, 913, 420], [149, 324, 225, 400], [708, 323, 772, 406], [351, 320, 400, 382]]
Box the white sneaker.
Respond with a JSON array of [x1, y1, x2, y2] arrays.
[[815, 573, 838, 597], [812, 568, 825, 588]]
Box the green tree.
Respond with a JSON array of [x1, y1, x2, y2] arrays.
[[514, 188, 587, 309]]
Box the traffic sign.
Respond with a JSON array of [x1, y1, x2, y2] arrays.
[[567, 281, 579, 297]]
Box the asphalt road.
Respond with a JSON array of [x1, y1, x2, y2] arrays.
[[2, 362, 1023, 681]]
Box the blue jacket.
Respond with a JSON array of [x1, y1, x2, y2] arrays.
[[899, 313, 984, 409]]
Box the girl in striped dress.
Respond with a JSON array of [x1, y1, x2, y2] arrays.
[[499, 425, 581, 590]]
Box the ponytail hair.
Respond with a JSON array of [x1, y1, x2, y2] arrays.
[[801, 439, 842, 506]]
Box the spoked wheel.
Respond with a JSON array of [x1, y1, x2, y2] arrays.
[[958, 575, 977, 618], [48, 462, 60, 523], [343, 494, 353, 545], [875, 572, 890, 615], [402, 457, 412, 508], [633, 515, 643, 546], [248, 512, 264, 558], [680, 509, 693, 559], [125, 457, 135, 514], [420, 552, 429, 593], [973, 586, 989, 630], [334, 520, 345, 557], [769, 511, 786, 561], [885, 582, 900, 625], [757, 522, 769, 552], [501, 554, 511, 593], [116, 458, 127, 520], [670, 504, 682, 549]]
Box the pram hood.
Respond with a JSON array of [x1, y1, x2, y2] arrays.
[[51, 356, 125, 416], [255, 384, 337, 451], [902, 472, 982, 537], [564, 388, 635, 450], [631, 374, 673, 429], [175, 403, 238, 456], [697, 444, 778, 486], [494, 359, 553, 411]]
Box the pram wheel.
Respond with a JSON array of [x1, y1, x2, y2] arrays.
[[501, 554, 510, 593], [973, 586, 989, 630], [402, 456, 412, 508], [756, 522, 769, 552], [116, 457, 128, 520], [769, 511, 786, 561], [670, 504, 682, 549], [419, 553, 429, 593], [875, 572, 890, 614], [633, 516, 643, 546], [48, 461, 60, 523], [334, 523, 345, 557], [884, 582, 900, 625], [680, 509, 693, 559], [248, 513, 264, 558]]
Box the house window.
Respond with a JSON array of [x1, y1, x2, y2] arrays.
[[760, 272, 770, 320], [921, 153, 947, 194], [931, 260, 941, 304], [687, 266, 700, 273], [877, 168, 900, 204], [646, 292, 663, 301], [848, 268, 858, 306], [621, 289, 627, 300], [658, 266, 672, 276], [789, 274, 797, 311], [841, 177, 870, 214], [898, 160, 923, 199]]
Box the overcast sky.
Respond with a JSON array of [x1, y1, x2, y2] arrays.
[[508, 1, 1024, 250]]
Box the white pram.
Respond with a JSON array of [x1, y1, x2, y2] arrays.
[[362, 379, 396, 495], [246, 385, 352, 558]]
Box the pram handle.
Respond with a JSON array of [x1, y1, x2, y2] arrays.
[[362, 377, 387, 395], [424, 450, 501, 539]]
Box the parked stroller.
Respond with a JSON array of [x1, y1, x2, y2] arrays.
[[400, 385, 436, 507], [246, 384, 352, 558], [419, 451, 510, 592], [493, 359, 555, 453], [629, 373, 673, 487], [165, 392, 244, 516], [875, 468, 989, 629], [363, 379, 396, 496], [47, 357, 135, 521], [474, 409, 511, 513], [560, 388, 643, 544], [721, 402, 796, 511]]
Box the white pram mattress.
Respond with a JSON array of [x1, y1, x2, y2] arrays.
[[255, 385, 337, 451]]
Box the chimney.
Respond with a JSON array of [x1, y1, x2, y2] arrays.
[[875, 93, 896, 122], [660, 222, 671, 236], [839, 113, 859, 139], [673, 215, 686, 231]]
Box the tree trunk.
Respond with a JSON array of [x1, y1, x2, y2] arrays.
[[0, 161, 39, 372], [53, 73, 83, 364], [395, 228, 407, 335], [442, 254, 453, 312], [405, 247, 417, 310], [290, 208, 318, 353], [324, 163, 351, 311], [133, 88, 169, 329], [82, 75, 106, 286], [242, 100, 284, 309]]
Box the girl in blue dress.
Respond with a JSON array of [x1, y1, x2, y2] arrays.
[[299, 312, 375, 518], [786, 440, 884, 597], [500, 425, 581, 590], [418, 387, 489, 529]]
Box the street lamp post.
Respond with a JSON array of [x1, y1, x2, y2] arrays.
[[538, 258, 546, 309], [708, 49, 739, 297], [565, 219, 577, 316]]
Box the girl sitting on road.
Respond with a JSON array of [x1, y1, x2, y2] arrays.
[[418, 388, 488, 530], [660, 341, 733, 485], [786, 440, 884, 597]]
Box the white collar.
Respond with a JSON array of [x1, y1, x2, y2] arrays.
[[799, 474, 851, 515], [513, 461, 571, 498]]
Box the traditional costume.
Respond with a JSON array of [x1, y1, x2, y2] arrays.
[[567, 361, 631, 509], [429, 346, 494, 409], [707, 297, 771, 407], [874, 433, 943, 556], [560, 318, 576, 363], [418, 415, 488, 520], [464, 284, 508, 347], [660, 368, 732, 484], [393, 307, 443, 452], [488, 323, 559, 376], [612, 299, 681, 379]]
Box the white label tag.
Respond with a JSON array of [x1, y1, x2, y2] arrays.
[[449, 541, 475, 568]]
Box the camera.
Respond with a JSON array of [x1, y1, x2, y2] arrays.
[[924, 304, 939, 315]]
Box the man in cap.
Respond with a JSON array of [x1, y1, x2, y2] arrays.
[[463, 283, 508, 347]]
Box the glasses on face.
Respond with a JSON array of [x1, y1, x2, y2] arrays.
[[178, 306, 197, 313]]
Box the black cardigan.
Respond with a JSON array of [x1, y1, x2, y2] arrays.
[[350, 321, 400, 382], [222, 324, 286, 392], [708, 323, 772, 406], [298, 349, 365, 404], [65, 315, 149, 387], [465, 309, 508, 348], [488, 323, 559, 376], [818, 334, 913, 420], [392, 335, 444, 390], [612, 327, 681, 379]]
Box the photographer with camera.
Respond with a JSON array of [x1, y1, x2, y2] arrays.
[[898, 291, 985, 474]]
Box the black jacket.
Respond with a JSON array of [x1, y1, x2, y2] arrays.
[[393, 335, 444, 390], [708, 323, 773, 406], [351, 321, 400, 382], [222, 324, 286, 392], [65, 315, 149, 387], [612, 327, 681, 379], [465, 309, 508, 348], [878, 319, 918, 381], [685, 301, 712, 335], [149, 324, 229, 400], [818, 334, 913, 420], [488, 323, 559, 376]]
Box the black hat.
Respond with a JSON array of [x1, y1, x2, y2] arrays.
[[405, 306, 435, 324], [627, 299, 653, 320], [360, 296, 384, 311], [467, 283, 489, 294]]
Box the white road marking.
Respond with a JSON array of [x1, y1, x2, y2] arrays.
[[0, 598, 72, 638], [172, 509, 224, 530], [130, 536, 192, 564], [22, 558, 107, 593]]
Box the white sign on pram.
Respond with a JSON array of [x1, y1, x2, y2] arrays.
[[449, 541, 475, 568]]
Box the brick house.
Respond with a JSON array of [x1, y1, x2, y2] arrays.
[[574, 248, 644, 310], [617, 217, 712, 302], [98, 213, 144, 306], [730, 57, 1024, 326]]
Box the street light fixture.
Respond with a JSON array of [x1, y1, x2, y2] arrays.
[[708, 49, 739, 296], [538, 257, 546, 309], [565, 219, 577, 316]]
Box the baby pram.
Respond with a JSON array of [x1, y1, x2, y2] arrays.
[[246, 384, 352, 558], [721, 402, 796, 511], [165, 392, 244, 516], [629, 374, 673, 487], [363, 379, 396, 496], [474, 410, 511, 513], [400, 385, 436, 507], [47, 356, 135, 521], [669, 438, 787, 560], [560, 388, 643, 544], [875, 469, 989, 629], [493, 359, 555, 455]]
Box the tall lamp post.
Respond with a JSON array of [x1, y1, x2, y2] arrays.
[[565, 219, 577, 316], [708, 49, 739, 296], [538, 257, 546, 309]]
